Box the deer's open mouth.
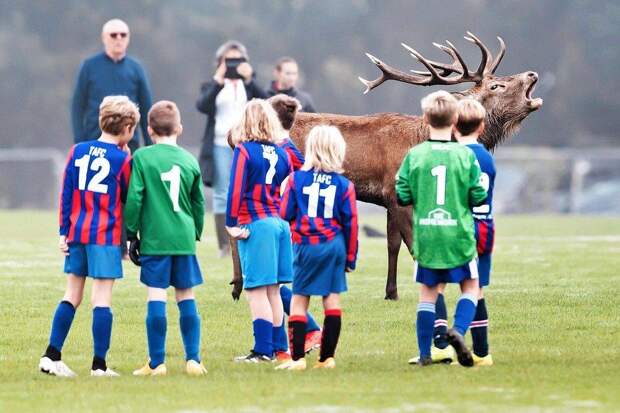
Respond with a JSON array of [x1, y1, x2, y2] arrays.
[[526, 78, 543, 110]]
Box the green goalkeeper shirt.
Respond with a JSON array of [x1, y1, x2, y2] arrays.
[[395, 139, 487, 269], [125, 143, 205, 255]]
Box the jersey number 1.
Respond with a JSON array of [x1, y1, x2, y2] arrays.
[[431, 165, 446, 205], [161, 165, 181, 212]]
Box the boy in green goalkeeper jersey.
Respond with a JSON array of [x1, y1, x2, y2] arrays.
[[124, 101, 207, 376], [395, 91, 487, 368]]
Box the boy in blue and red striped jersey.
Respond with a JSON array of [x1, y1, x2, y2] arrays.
[[39, 96, 138, 377], [269, 94, 322, 354], [277, 125, 358, 370], [226, 99, 294, 363]]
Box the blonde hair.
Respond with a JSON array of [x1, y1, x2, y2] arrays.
[[420, 90, 458, 128], [98, 96, 140, 135], [230, 99, 284, 145], [456, 98, 486, 136], [302, 125, 346, 174], [148, 100, 181, 137]]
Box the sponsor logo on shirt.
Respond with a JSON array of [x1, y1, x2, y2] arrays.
[[419, 208, 457, 226]]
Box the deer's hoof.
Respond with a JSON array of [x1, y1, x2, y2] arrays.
[[385, 290, 399, 301]]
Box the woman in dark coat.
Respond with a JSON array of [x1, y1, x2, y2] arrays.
[[196, 40, 267, 257]]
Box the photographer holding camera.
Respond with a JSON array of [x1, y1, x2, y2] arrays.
[[196, 40, 267, 257]]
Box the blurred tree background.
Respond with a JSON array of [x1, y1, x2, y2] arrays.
[[0, 0, 618, 149]]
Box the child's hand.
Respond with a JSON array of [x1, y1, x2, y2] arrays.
[[237, 62, 253, 82], [214, 62, 226, 85], [59, 236, 69, 256], [345, 267, 354, 273], [226, 226, 250, 240]]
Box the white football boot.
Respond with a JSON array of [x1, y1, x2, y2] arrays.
[[39, 356, 77, 377]]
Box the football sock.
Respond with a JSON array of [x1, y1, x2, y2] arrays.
[[280, 285, 292, 314], [288, 315, 307, 360], [272, 315, 288, 353], [252, 318, 273, 357], [146, 301, 167, 368], [416, 302, 436, 358], [433, 293, 449, 349], [47, 300, 76, 360], [453, 293, 478, 336], [280, 286, 320, 333], [92, 306, 113, 362], [319, 309, 342, 362], [471, 298, 489, 357], [178, 299, 201, 363]]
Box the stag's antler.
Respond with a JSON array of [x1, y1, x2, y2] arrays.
[[358, 31, 506, 94]]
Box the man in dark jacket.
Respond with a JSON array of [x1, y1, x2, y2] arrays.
[[71, 18, 152, 151], [267, 57, 316, 113]]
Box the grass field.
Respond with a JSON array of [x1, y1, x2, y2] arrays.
[[1, 211, 619, 413]]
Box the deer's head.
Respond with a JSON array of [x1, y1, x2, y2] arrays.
[[359, 32, 543, 150]]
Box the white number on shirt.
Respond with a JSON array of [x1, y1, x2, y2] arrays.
[[303, 183, 337, 218], [263, 151, 278, 184], [431, 165, 447, 205], [74, 154, 110, 194], [161, 165, 181, 212], [473, 172, 490, 213]]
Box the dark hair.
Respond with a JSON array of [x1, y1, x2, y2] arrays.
[[268, 94, 301, 131]]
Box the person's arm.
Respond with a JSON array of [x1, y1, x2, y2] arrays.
[[136, 64, 153, 146], [190, 166, 205, 241], [196, 81, 224, 115], [70, 62, 88, 143], [59, 146, 76, 237], [279, 173, 297, 222], [469, 154, 488, 207], [123, 157, 143, 239], [285, 141, 304, 171], [119, 156, 132, 203], [225, 146, 249, 227], [341, 181, 359, 271], [395, 153, 414, 207]]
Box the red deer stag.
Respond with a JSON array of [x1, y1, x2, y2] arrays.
[[229, 32, 542, 300]]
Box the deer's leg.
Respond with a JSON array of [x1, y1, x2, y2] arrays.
[[386, 207, 402, 300], [398, 205, 414, 253], [229, 237, 243, 300]]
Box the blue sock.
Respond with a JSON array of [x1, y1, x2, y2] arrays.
[[280, 286, 292, 314], [92, 307, 113, 360], [252, 318, 273, 356], [49, 301, 76, 353], [433, 293, 449, 349], [272, 316, 288, 353], [178, 299, 201, 363], [453, 293, 478, 336], [416, 302, 436, 358], [146, 301, 167, 368], [280, 286, 320, 333]]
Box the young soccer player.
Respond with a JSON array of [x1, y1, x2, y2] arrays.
[[396, 91, 487, 367], [124, 101, 207, 376], [226, 99, 293, 362], [39, 95, 137, 377], [277, 125, 358, 370], [269, 94, 322, 354], [430, 99, 496, 366]]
